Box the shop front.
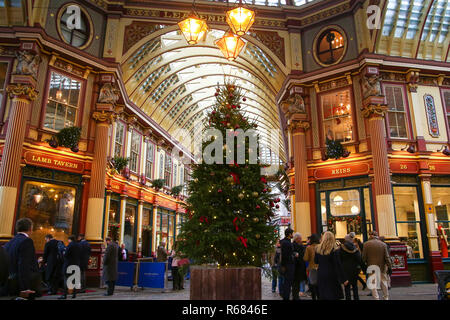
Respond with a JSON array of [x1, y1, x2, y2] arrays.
[[430, 176, 450, 264], [141, 204, 153, 257], [155, 207, 176, 252], [316, 176, 374, 242]]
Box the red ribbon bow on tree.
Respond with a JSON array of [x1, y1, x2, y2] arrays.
[[232, 217, 245, 231], [237, 236, 248, 248], [199, 216, 209, 224], [230, 172, 240, 184]]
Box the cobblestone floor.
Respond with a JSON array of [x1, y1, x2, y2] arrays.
[[33, 277, 438, 301]]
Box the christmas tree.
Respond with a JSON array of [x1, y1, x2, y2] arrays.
[[178, 83, 278, 267]]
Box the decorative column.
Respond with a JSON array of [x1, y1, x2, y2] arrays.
[[118, 194, 127, 245], [361, 67, 410, 286], [152, 205, 159, 254], [0, 45, 40, 240], [85, 79, 119, 243], [420, 175, 443, 282], [282, 90, 311, 238], [362, 101, 396, 238], [137, 199, 144, 258], [84, 110, 115, 242]]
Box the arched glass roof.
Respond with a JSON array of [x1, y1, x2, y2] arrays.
[[122, 27, 287, 164], [202, 0, 318, 7], [377, 0, 450, 62]]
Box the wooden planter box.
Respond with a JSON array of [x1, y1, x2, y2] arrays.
[[190, 266, 261, 300]]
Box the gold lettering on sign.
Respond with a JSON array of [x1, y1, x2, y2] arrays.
[[429, 165, 436, 171], [331, 168, 351, 175], [31, 155, 52, 164], [400, 164, 408, 170]]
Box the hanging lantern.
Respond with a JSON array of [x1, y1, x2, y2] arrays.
[[178, 12, 208, 45], [216, 31, 245, 61], [226, 1, 255, 36]]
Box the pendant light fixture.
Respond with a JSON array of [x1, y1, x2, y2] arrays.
[[215, 30, 246, 61], [178, 0, 208, 45], [226, 0, 255, 36]]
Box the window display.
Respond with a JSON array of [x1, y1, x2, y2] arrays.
[[432, 187, 450, 258], [124, 203, 137, 252], [107, 195, 120, 241], [141, 206, 153, 257], [18, 180, 76, 251], [393, 186, 424, 259], [321, 89, 353, 143]]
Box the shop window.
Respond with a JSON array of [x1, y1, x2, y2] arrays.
[[107, 196, 120, 242], [129, 130, 141, 173], [432, 187, 450, 258], [314, 28, 346, 66], [164, 154, 172, 188], [156, 209, 176, 251], [58, 4, 93, 49], [393, 186, 424, 259], [443, 90, 450, 133], [321, 89, 354, 143], [18, 181, 76, 251], [384, 84, 409, 138], [114, 121, 125, 157], [0, 62, 7, 108], [141, 206, 153, 257], [145, 142, 154, 179], [44, 71, 81, 131], [123, 203, 137, 252]]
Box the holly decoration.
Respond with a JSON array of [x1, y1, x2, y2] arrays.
[[327, 215, 362, 233], [178, 83, 277, 267]]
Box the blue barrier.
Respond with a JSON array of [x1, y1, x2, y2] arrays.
[[138, 262, 166, 288], [116, 262, 136, 287]]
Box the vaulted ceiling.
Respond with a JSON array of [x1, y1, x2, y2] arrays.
[[121, 26, 287, 163]]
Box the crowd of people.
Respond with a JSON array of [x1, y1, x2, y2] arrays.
[[0, 217, 127, 300], [271, 228, 392, 301]]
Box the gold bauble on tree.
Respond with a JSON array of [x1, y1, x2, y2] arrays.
[[255, 234, 260, 239], [252, 192, 258, 197], [238, 193, 244, 200]]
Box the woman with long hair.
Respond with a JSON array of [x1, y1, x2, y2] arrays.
[[303, 233, 320, 300], [314, 231, 348, 300]]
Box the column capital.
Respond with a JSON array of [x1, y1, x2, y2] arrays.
[[6, 83, 38, 101], [288, 120, 310, 133], [281, 93, 307, 120], [92, 110, 115, 124], [361, 102, 388, 119]]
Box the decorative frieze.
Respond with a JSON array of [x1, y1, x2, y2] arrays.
[[248, 30, 285, 64]]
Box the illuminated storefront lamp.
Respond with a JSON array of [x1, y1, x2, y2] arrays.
[[351, 205, 359, 214], [216, 30, 246, 61], [178, 1, 208, 45], [226, 0, 255, 36]]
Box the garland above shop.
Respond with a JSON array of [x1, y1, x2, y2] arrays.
[[324, 138, 350, 160], [327, 215, 361, 233], [47, 126, 82, 152]]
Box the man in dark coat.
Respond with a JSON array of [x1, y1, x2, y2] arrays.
[[59, 235, 81, 299], [77, 234, 91, 293], [0, 245, 9, 296], [43, 234, 60, 295], [4, 218, 41, 299], [280, 227, 295, 300], [103, 237, 119, 296], [339, 234, 364, 300], [292, 232, 307, 300]]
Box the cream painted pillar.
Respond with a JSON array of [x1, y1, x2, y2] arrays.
[[0, 76, 38, 239], [118, 195, 127, 246], [103, 191, 112, 240], [289, 119, 311, 238], [420, 176, 439, 251], [362, 99, 397, 238], [137, 200, 144, 256], [85, 110, 114, 242], [152, 205, 159, 253]]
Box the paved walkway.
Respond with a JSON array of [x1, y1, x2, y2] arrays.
[[32, 278, 438, 301]]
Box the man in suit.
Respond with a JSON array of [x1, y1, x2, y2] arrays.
[[77, 234, 91, 293], [362, 231, 392, 300], [280, 227, 295, 300], [4, 218, 41, 299], [58, 235, 81, 299], [43, 234, 60, 295], [0, 244, 9, 296], [103, 237, 119, 296], [118, 243, 128, 262]]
